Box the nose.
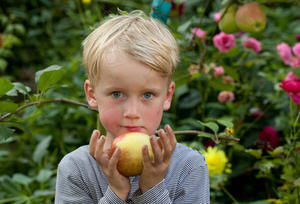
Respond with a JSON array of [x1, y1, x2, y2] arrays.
[[123, 97, 140, 119]]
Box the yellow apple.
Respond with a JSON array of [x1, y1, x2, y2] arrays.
[[218, 5, 240, 34], [235, 2, 266, 33], [111, 132, 154, 177]]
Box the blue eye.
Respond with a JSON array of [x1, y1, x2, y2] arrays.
[[112, 91, 123, 98], [143, 92, 153, 99]]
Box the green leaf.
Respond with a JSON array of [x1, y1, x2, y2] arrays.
[[35, 65, 64, 91], [217, 119, 233, 129], [36, 169, 53, 183], [173, 68, 190, 88], [198, 121, 219, 135], [0, 78, 14, 97], [33, 136, 52, 163], [270, 146, 284, 156], [209, 80, 235, 91], [0, 101, 18, 113], [245, 149, 262, 159], [12, 173, 33, 185], [198, 132, 213, 139], [0, 58, 8, 72], [0, 124, 14, 141], [177, 20, 191, 33], [33, 189, 54, 197], [294, 177, 300, 187], [6, 82, 31, 96]]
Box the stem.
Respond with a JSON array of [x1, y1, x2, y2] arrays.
[[0, 98, 97, 121], [172, 130, 240, 142], [221, 185, 238, 203]]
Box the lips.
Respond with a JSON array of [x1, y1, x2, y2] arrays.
[[124, 126, 142, 132]]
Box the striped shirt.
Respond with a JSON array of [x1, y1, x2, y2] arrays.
[[55, 143, 210, 203]]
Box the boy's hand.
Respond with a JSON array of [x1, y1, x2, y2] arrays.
[[139, 125, 177, 193], [89, 130, 130, 201]]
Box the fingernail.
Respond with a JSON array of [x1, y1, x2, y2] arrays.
[[94, 129, 99, 135], [150, 135, 155, 142], [166, 124, 172, 130]]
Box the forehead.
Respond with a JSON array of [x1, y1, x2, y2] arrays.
[[97, 51, 169, 89]]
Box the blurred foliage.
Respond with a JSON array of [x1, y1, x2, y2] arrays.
[[1, 0, 300, 203]]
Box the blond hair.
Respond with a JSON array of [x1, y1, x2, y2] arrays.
[[82, 10, 179, 87]]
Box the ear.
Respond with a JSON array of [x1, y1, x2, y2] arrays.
[[163, 81, 175, 111], [84, 80, 98, 109]]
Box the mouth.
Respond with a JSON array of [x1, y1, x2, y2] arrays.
[[124, 126, 143, 132]]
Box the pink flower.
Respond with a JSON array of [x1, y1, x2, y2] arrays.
[[223, 76, 235, 84], [277, 42, 292, 65], [290, 92, 300, 106], [258, 126, 278, 151], [192, 27, 206, 39], [290, 57, 300, 68], [279, 80, 300, 94], [213, 32, 235, 53], [285, 72, 299, 81], [214, 66, 225, 77], [218, 91, 235, 104], [243, 37, 262, 53], [214, 12, 221, 22], [292, 42, 300, 58]]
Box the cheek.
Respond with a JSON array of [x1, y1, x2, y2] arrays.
[[144, 106, 164, 133], [99, 106, 121, 132]]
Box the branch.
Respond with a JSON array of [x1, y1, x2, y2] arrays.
[[0, 98, 97, 121]]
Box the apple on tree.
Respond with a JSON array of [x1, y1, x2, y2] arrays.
[[218, 5, 240, 34], [111, 132, 154, 177], [235, 2, 266, 33]]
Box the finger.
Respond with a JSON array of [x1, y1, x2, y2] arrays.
[[165, 124, 177, 149], [158, 129, 172, 160], [108, 147, 120, 172], [150, 135, 163, 163], [142, 145, 153, 168], [95, 135, 106, 162], [89, 130, 100, 157]]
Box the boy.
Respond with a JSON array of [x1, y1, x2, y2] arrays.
[[55, 10, 210, 203]]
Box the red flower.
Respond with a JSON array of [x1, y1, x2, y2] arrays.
[[290, 92, 300, 106], [171, 0, 185, 17], [204, 139, 216, 148], [280, 80, 300, 94], [258, 126, 279, 150]]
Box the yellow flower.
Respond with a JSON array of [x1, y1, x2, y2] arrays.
[[203, 146, 230, 175], [82, 0, 91, 4], [225, 127, 234, 136]]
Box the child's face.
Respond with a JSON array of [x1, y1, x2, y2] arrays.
[[85, 51, 175, 139]]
